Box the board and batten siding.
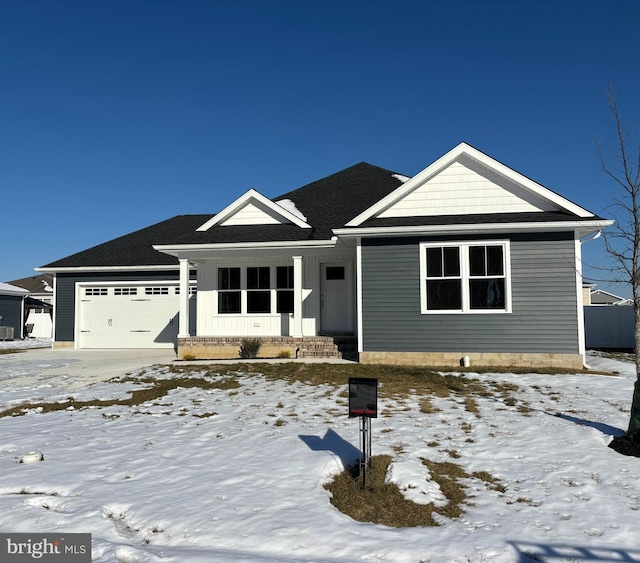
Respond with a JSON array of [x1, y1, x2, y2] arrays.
[[360, 233, 580, 354], [54, 271, 183, 342]]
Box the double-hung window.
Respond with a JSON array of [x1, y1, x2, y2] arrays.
[[276, 266, 294, 313], [217, 265, 297, 315], [247, 267, 271, 313], [218, 267, 241, 313], [420, 241, 510, 314]]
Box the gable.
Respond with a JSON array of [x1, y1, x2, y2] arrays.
[[219, 200, 288, 226], [378, 156, 558, 218], [197, 189, 311, 231], [347, 143, 595, 227]]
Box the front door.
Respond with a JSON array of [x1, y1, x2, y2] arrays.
[[320, 263, 353, 332]]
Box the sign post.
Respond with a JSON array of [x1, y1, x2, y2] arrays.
[[348, 378, 378, 488]]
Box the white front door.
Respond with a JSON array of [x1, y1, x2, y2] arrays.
[[320, 263, 353, 332]]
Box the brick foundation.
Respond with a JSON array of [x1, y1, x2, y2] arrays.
[[359, 351, 585, 370]]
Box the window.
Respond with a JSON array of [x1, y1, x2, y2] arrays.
[[115, 287, 137, 296], [424, 246, 462, 310], [216, 265, 297, 315], [218, 267, 241, 313], [276, 266, 294, 313], [468, 245, 505, 309], [85, 288, 108, 296], [420, 241, 510, 314], [325, 266, 345, 280], [145, 287, 169, 295], [247, 267, 271, 313]]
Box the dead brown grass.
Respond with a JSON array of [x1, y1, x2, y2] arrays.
[[1, 361, 552, 420], [324, 455, 505, 527], [0, 375, 240, 418]]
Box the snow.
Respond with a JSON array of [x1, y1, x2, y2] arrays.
[[0, 282, 29, 295], [0, 337, 52, 350], [0, 349, 639, 562], [275, 199, 308, 222], [392, 173, 410, 183]]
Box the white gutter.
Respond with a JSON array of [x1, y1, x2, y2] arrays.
[[154, 238, 338, 256], [333, 220, 614, 238], [36, 265, 183, 274]]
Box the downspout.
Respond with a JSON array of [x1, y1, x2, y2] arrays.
[[356, 237, 363, 355], [578, 230, 602, 369]]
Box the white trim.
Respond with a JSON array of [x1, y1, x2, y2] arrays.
[[575, 236, 586, 358], [292, 256, 303, 337], [154, 238, 338, 257], [197, 189, 312, 231], [356, 238, 363, 353], [419, 240, 512, 315], [178, 258, 190, 338], [37, 265, 184, 274], [335, 220, 613, 238], [346, 143, 596, 227]]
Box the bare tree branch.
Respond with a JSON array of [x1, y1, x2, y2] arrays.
[[597, 85, 640, 440]]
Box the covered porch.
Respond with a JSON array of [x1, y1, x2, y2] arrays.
[[167, 246, 358, 361]]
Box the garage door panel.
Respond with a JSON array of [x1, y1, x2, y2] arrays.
[[78, 285, 180, 349]]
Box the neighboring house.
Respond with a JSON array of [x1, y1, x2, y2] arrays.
[[7, 274, 54, 338], [38, 143, 612, 369], [583, 285, 634, 349], [0, 282, 29, 340], [589, 288, 632, 306]]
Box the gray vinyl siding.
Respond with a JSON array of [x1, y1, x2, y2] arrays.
[[361, 233, 580, 354], [54, 271, 182, 342], [0, 294, 23, 339]]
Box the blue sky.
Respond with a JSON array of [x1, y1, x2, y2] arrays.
[[1, 0, 638, 296]]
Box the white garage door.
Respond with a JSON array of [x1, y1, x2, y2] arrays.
[[78, 284, 185, 349]]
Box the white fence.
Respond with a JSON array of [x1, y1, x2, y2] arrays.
[[584, 306, 635, 349]]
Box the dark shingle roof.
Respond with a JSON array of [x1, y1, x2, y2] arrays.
[[176, 162, 405, 245], [40, 160, 598, 270], [42, 163, 405, 268], [41, 215, 210, 269], [5, 274, 53, 293]]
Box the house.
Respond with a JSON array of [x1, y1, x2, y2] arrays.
[[588, 288, 632, 306], [38, 143, 612, 369], [0, 282, 29, 340], [583, 285, 634, 349], [7, 274, 55, 338]]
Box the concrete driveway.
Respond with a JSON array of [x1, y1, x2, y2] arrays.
[[0, 347, 177, 391]]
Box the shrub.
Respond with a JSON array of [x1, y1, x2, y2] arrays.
[[277, 350, 291, 358], [182, 354, 196, 361], [239, 338, 262, 359]]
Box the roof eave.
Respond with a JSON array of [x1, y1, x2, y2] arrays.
[[334, 219, 614, 239], [154, 238, 338, 258], [36, 265, 182, 274]]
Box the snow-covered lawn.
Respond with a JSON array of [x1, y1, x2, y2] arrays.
[[0, 351, 638, 563], [0, 337, 52, 350]]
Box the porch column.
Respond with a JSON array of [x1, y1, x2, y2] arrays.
[[178, 258, 190, 338], [292, 255, 303, 337]]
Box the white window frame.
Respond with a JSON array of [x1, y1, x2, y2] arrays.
[[215, 265, 295, 316], [419, 240, 512, 314], [217, 267, 242, 314]]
